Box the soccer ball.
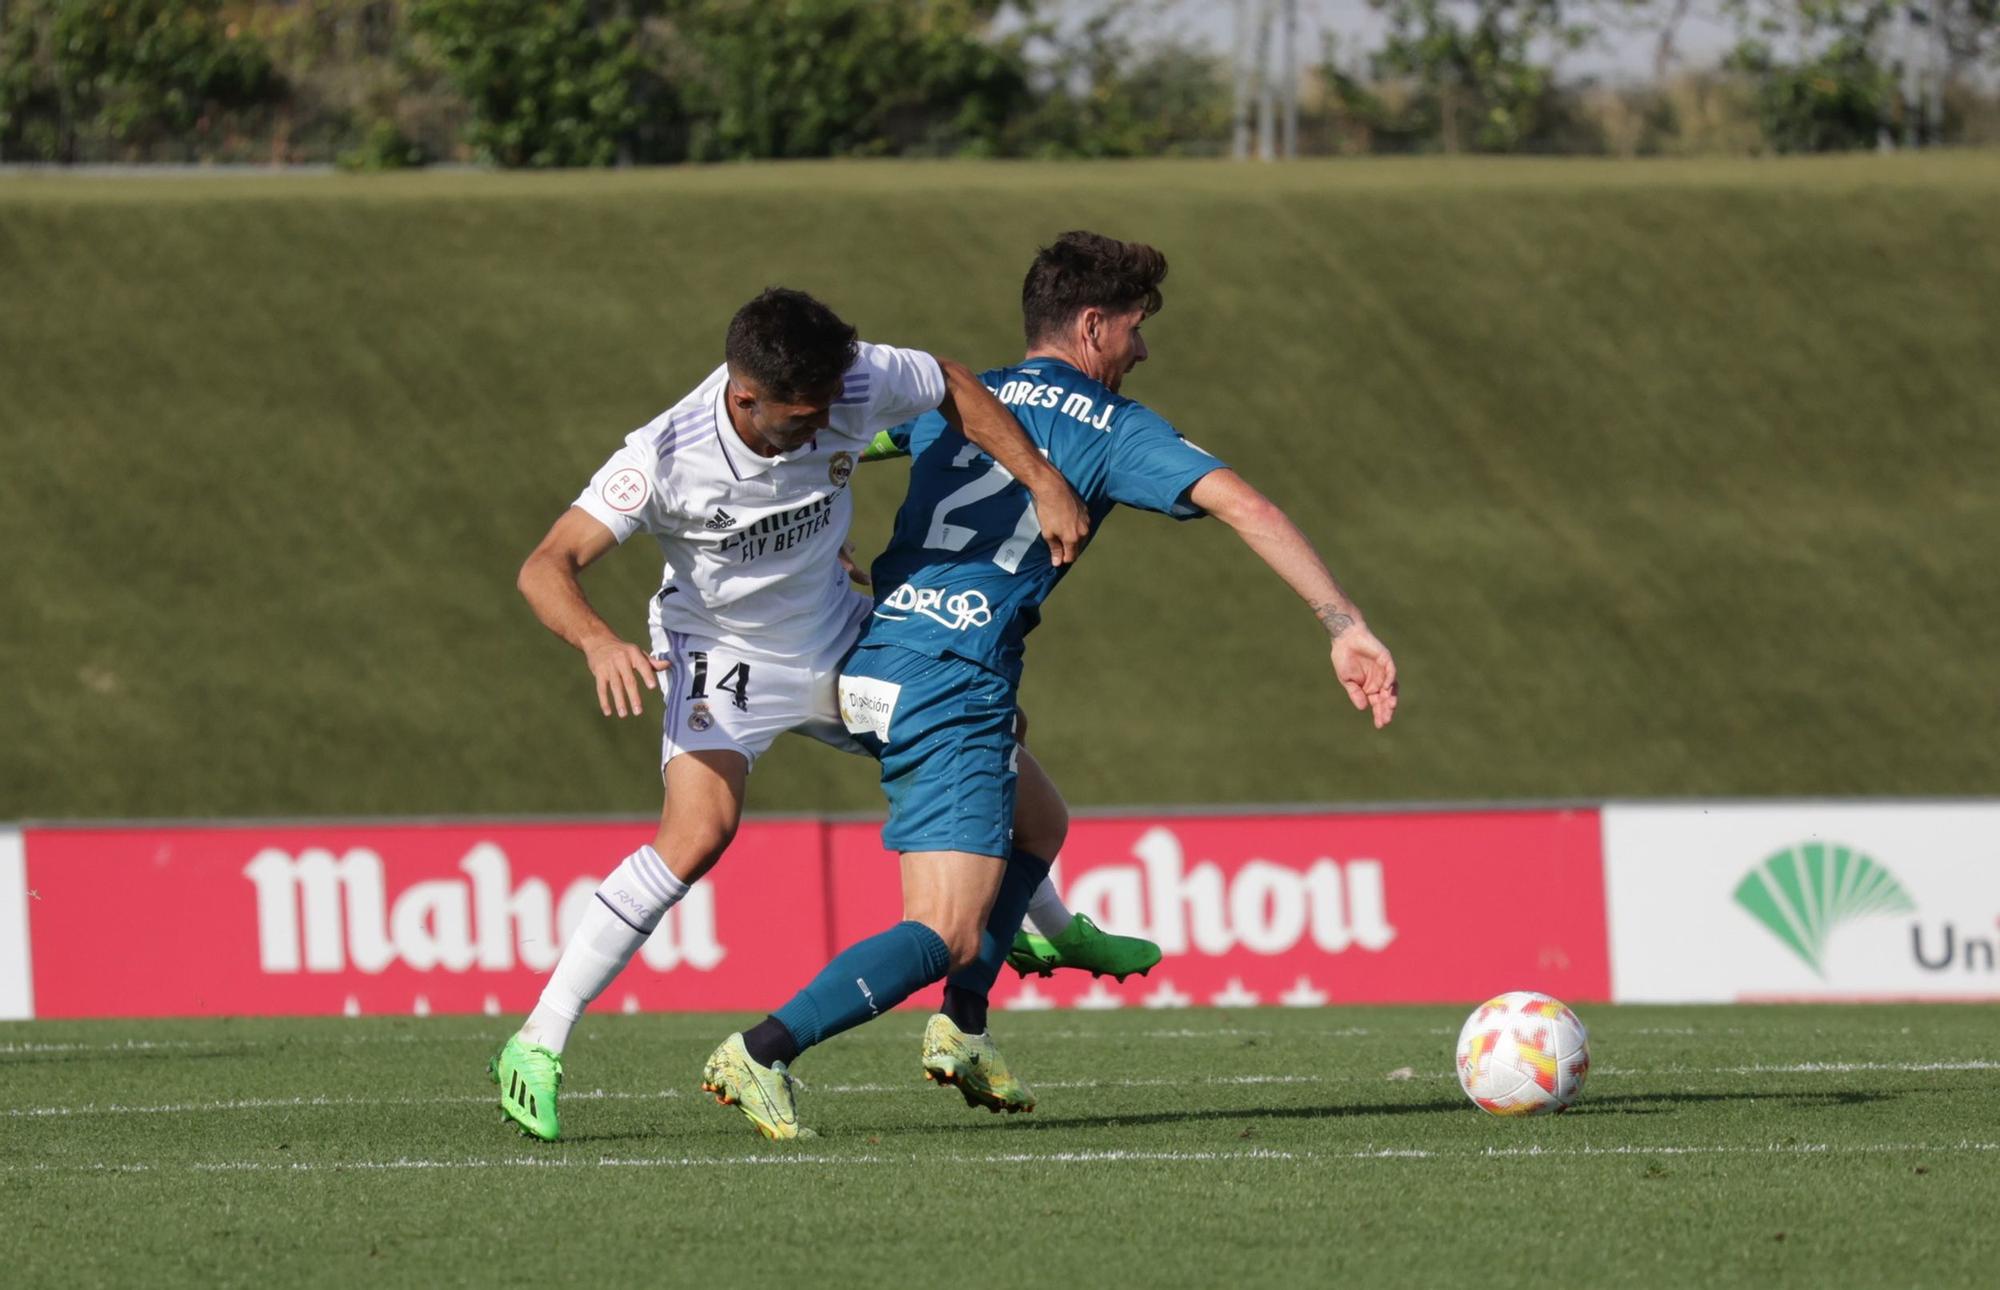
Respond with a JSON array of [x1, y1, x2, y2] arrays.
[[1454, 991, 1590, 1116]]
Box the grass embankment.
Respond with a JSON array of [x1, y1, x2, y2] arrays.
[[2, 157, 1996, 818]]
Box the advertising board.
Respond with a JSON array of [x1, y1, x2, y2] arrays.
[[830, 808, 1610, 1011], [8, 807, 1611, 1018], [21, 822, 826, 1018], [1604, 803, 2000, 1002]]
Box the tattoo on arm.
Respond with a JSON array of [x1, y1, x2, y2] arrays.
[[1313, 603, 1357, 640]]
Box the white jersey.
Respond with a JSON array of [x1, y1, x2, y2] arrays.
[[573, 342, 947, 659]]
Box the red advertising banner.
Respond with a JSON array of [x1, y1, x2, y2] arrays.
[[24, 822, 828, 1019], [19, 808, 1608, 1019], [829, 809, 1611, 1013]]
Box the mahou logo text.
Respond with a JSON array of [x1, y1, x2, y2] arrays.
[[1064, 826, 1397, 957], [242, 843, 723, 975]]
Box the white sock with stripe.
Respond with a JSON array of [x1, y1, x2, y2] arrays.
[[1024, 874, 1075, 940], [519, 845, 687, 1053]]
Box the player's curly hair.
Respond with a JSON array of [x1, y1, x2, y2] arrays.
[[725, 287, 860, 402], [1021, 231, 1168, 347]]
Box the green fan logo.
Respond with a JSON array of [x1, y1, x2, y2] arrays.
[[1733, 843, 1917, 978]]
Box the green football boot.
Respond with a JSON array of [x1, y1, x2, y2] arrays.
[[921, 1014, 1036, 1114], [1005, 913, 1162, 982], [701, 1033, 811, 1140], [490, 1034, 563, 1141]]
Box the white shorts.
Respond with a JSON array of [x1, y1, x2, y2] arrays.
[[653, 591, 872, 769]]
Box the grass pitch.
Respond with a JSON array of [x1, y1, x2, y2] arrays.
[[3, 1004, 1995, 1288]]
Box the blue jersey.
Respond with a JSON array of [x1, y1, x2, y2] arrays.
[[861, 357, 1225, 681]]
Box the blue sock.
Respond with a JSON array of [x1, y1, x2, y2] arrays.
[[942, 850, 1053, 1031], [771, 919, 951, 1055]]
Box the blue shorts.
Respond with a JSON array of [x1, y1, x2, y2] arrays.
[[836, 643, 1018, 859]]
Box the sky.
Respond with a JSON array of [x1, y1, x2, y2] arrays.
[[1011, 0, 1748, 85]]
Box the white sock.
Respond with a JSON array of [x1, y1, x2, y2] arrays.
[[1025, 874, 1075, 940], [519, 846, 688, 1053]]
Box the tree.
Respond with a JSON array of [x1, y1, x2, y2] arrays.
[[0, 0, 277, 162], [1718, 2, 1902, 150], [408, 0, 649, 167], [1718, 1, 2000, 148], [1328, 0, 1596, 153], [675, 0, 1028, 160], [1014, 2, 1233, 157], [241, 1, 457, 167], [1724, 31, 1891, 150]]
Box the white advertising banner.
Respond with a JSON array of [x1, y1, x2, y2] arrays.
[[0, 828, 31, 1020], [1604, 802, 2000, 1002]]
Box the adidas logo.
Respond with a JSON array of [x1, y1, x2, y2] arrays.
[[507, 1070, 539, 1119], [704, 508, 736, 532]]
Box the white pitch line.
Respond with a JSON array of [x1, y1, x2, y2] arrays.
[[7, 1088, 683, 1119], [13, 1026, 1891, 1058], [954, 1148, 1303, 1163], [1037, 1028, 1280, 1040], [0, 1034, 501, 1055], [1723, 1060, 2000, 1074], [0, 1027, 1410, 1056], [1598, 1060, 2000, 1076], [813, 1073, 1325, 1094], [188, 1154, 876, 1173], [11, 1072, 1328, 1112], [5, 1140, 1997, 1177], [3, 1151, 1301, 1175], [1476, 1141, 2000, 1160], [0, 1039, 213, 1055], [14, 1058, 1995, 1121], [184, 1149, 1311, 1172]]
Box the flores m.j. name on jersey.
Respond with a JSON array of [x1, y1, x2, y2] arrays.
[[573, 342, 947, 658]]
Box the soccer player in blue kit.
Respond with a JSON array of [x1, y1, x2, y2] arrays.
[[702, 232, 1400, 1139]]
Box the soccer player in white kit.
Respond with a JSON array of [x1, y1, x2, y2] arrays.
[[492, 288, 1101, 1141]]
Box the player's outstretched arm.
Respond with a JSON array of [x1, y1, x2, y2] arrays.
[[1187, 469, 1399, 730], [932, 356, 1091, 566], [517, 507, 669, 719]]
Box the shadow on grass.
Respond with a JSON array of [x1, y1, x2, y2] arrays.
[[885, 1086, 1904, 1134], [557, 1131, 676, 1145], [882, 1097, 1469, 1133]]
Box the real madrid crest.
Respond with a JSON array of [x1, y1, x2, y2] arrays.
[[687, 702, 714, 732], [829, 451, 855, 487]]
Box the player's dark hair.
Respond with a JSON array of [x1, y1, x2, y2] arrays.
[[725, 287, 860, 402], [1021, 231, 1168, 347]]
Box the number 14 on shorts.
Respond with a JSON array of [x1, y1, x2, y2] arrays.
[[685, 651, 752, 711]]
